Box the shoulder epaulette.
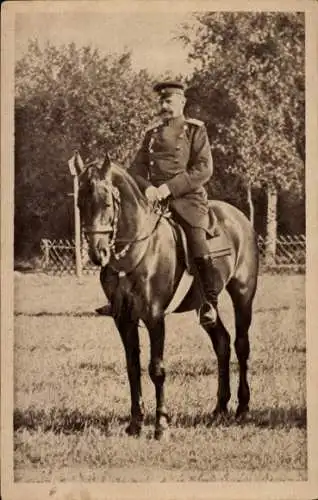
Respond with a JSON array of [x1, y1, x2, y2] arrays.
[[186, 118, 204, 127], [145, 120, 163, 132]]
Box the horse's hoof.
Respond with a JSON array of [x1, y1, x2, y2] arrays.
[[154, 426, 170, 441], [125, 421, 142, 437], [211, 407, 230, 426], [154, 414, 169, 440], [235, 405, 249, 422]]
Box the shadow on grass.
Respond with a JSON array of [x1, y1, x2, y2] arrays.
[[14, 405, 306, 435], [14, 302, 305, 318], [254, 304, 305, 313], [174, 406, 307, 430], [168, 358, 306, 378], [13, 407, 126, 435], [14, 311, 103, 318]]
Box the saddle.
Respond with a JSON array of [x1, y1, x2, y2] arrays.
[[163, 206, 232, 315]]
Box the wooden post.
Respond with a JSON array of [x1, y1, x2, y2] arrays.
[[42, 239, 50, 268], [68, 154, 83, 277], [73, 175, 82, 277]]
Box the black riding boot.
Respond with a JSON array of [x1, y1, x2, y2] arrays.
[[194, 255, 222, 326]]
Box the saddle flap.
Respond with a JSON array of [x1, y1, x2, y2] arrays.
[[207, 206, 232, 257], [163, 210, 232, 315], [166, 209, 232, 267]]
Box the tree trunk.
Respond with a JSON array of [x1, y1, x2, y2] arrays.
[[265, 184, 278, 266], [247, 182, 254, 227]]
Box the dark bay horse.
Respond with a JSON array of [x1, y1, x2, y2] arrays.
[[78, 155, 259, 440]]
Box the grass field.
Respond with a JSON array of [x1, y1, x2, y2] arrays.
[[13, 272, 306, 482]]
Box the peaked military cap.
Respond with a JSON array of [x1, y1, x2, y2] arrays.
[[153, 80, 186, 97]]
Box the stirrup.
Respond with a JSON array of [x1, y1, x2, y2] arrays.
[[199, 301, 218, 326]]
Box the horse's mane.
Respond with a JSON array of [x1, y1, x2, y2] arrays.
[[110, 162, 149, 208]]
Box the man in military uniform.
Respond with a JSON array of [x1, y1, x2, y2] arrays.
[[96, 80, 221, 325]]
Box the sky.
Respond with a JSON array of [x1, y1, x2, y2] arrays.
[[15, 11, 198, 77]]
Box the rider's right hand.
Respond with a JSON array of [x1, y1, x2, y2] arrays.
[[145, 186, 161, 203]]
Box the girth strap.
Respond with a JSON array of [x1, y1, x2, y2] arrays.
[[164, 270, 193, 315]]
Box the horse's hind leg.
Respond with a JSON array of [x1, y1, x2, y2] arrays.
[[114, 307, 144, 436], [234, 303, 252, 419], [202, 316, 231, 421], [227, 280, 254, 419]]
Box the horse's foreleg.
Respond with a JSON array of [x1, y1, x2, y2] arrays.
[[203, 316, 231, 421], [115, 311, 144, 437], [147, 317, 169, 440]]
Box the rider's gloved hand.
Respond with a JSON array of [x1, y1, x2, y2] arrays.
[[145, 186, 161, 203], [157, 184, 171, 200]]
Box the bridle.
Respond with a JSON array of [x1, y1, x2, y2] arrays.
[[83, 182, 163, 264], [84, 183, 128, 261]]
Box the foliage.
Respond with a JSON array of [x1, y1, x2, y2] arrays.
[[15, 16, 306, 259], [15, 41, 156, 257], [181, 12, 305, 194]]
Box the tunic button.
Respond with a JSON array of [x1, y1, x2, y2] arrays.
[[176, 146, 181, 150], [150, 160, 154, 166], [149, 149, 153, 153], [153, 128, 158, 133], [174, 159, 179, 163]]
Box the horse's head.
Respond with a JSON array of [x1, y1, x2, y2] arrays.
[[78, 154, 119, 267]]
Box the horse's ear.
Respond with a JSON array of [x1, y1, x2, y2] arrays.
[[100, 153, 111, 177]]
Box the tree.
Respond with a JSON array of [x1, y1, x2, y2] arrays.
[[15, 41, 156, 258], [180, 12, 305, 261]]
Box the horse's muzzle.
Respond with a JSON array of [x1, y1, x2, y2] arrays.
[[87, 234, 112, 267], [97, 240, 111, 267]]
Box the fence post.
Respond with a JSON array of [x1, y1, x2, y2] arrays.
[[42, 239, 50, 268]]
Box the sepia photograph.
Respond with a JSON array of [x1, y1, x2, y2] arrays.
[[1, 1, 318, 499]]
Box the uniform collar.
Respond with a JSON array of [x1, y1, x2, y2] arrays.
[[162, 114, 185, 127]]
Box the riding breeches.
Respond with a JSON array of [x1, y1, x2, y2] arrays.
[[171, 211, 210, 257], [181, 224, 211, 257]]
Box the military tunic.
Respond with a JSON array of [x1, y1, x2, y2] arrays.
[[129, 115, 213, 231]]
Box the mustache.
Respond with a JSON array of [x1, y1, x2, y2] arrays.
[[158, 109, 172, 116]]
